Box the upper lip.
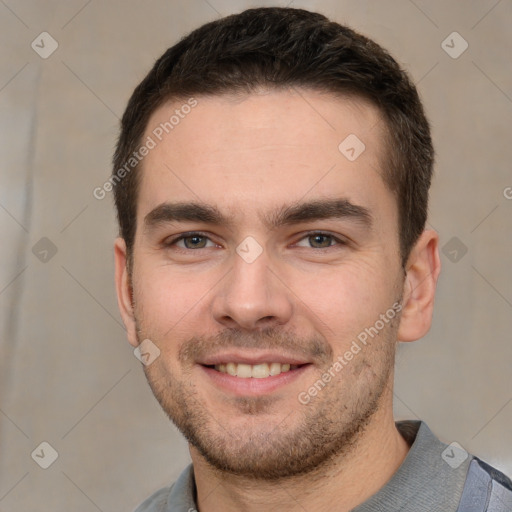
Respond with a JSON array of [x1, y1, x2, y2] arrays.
[[198, 351, 311, 366]]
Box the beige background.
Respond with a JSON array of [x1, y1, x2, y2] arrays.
[[0, 0, 511, 510]]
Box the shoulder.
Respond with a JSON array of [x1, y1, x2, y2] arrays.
[[473, 457, 512, 491], [133, 485, 173, 512], [132, 464, 196, 512], [458, 456, 512, 511]]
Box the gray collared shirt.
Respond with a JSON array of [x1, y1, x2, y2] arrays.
[[133, 420, 511, 511]]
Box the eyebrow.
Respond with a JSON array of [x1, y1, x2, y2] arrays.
[[143, 198, 373, 232]]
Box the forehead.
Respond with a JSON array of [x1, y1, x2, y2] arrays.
[[137, 89, 394, 227]]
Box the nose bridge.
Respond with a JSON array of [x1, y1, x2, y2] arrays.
[[212, 239, 293, 329]]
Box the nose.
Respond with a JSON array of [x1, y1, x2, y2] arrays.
[[211, 245, 294, 331]]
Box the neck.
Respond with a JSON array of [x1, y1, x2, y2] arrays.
[[191, 397, 410, 512]]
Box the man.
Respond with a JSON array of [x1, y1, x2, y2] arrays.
[[112, 7, 512, 512]]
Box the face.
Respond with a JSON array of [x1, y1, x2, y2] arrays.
[[121, 89, 407, 479]]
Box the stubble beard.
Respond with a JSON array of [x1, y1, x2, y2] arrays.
[[138, 314, 399, 481]]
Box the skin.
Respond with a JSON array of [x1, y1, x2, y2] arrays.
[[114, 88, 441, 512]]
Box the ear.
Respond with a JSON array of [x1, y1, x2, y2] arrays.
[[114, 237, 138, 347], [397, 229, 441, 342]]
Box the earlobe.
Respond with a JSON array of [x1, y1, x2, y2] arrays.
[[397, 229, 441, 342], [114, 237, 139, 347]]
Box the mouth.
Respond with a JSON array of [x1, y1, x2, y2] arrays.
[[206, 362, 303, 378], [198, 355, 312, 396]]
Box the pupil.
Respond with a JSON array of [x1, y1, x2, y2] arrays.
[[313, 235, 329, 248], [186, 236, 204, 248]]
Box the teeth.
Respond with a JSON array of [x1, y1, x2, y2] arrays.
[[251, 363, 270, 378], [236, 363, 253, 378], [269, 362, 281, 376], [213, 362, 298, 378]]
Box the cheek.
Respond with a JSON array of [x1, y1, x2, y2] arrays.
[[133, 264, 211, 344], [294, 260, 396, 349]]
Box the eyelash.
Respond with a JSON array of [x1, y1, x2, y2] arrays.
[[163, 231, 348, 252]]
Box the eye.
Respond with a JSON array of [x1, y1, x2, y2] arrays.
[[295, 232, 347, 249], [163, 231, 347, 252], [164, 232, 217, 250]]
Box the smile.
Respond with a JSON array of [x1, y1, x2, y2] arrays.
[[213, 362, 301, 378]]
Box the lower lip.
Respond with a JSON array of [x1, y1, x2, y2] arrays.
[[200, 364, 312, 396]]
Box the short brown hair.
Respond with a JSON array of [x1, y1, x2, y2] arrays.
[[112, 7, 433, 269]]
